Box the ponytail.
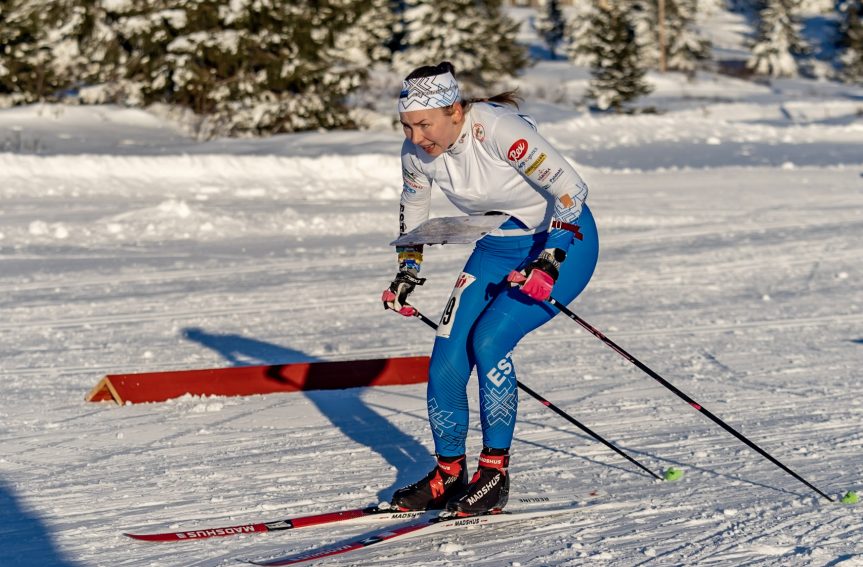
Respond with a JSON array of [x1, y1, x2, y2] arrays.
[[462, 90, 523, 111]]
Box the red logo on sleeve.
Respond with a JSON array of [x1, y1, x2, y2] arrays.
[[507, 139, 528, 162]]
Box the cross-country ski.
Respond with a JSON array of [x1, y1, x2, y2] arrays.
[[124, 505, 431, 542], [243, 503, 585, 566]]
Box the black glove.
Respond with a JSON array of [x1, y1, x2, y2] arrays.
[[382, 268, 426, 316]]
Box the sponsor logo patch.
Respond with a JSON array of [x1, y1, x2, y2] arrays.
[[404, 177, 423, 190], [472, 122, 485, 142], [517, 148, 538, 170], [507, 139, 528, 162], [403, 167, 423, 184], [525, 152, 547, 176]]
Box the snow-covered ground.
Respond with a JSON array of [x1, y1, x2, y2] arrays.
[[2, 39, 863, 567]]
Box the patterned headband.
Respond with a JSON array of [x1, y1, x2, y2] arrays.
[[398, 72, 460, 112]]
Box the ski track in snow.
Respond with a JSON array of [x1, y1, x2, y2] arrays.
[[1, 67, 863, 566]]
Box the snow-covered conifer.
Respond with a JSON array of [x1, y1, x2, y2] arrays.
[[747, 0, 810, 77], [0, 0, 93, 104], [395, 0, 528, 88], [629, 0, 710, 73], [86, 0, 394, 137], [585, 3, 653, 111], [334, 0, 397, 67], [696, 0, 727, 14], [838, 1, 863, 83], [797, 0, 834, 12], [564, 1, 602, 66], [629, 2, 661, 67], [535, 0, 567, 59], [665, 0, 711, 73]]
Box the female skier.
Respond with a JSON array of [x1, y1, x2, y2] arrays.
[[382, 62, 599, 516]]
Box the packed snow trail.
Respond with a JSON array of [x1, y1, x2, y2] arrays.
[[1, 72, 862, 565]]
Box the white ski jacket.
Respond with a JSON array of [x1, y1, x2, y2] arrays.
[[399, 102, 589, 238]]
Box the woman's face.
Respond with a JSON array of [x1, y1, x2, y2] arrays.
[[399, 105, 464, 157]]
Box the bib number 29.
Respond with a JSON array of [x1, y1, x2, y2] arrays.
[[436, 272, 476, 339]]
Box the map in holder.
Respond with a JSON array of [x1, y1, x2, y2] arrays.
[[389, 215, 511, 246]]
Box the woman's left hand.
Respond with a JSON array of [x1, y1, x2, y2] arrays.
[[507, 268, 554, 301], [506, 248, 565, 302]]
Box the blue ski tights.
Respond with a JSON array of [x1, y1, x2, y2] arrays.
[[427, 205, 599, 456]]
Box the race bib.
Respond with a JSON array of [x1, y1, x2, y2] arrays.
[[436, 272, 476, 338]]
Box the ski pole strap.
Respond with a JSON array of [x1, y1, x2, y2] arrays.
[[550, 220, 583, 240]]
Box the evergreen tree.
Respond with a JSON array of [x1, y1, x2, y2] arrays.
[[664, 0, 711, 72], [696, 0, 727, 13], [0, 0, 94, 103], [78, 1, 177, 107], [341, 0, 397, 67], [88, 0, 394, 136], [564, 1, 601, 66], [387, 0, 409, 55], [629, 0, 710, 74], [585, 3, 653, 111], [629, 1, 661, 67], [535, 0, 566, 59], [395, 0, 528, 88], [838, 0, 863, 83], [747, 0, 809, 77], [798, 0, 834, 12]]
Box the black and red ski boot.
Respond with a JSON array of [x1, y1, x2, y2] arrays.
[[390, 454, 468, 511], [447, 448, 510, 516]]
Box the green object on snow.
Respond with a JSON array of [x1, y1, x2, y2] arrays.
[[663, 467, 683, 481], [840, 491, 858, 505]]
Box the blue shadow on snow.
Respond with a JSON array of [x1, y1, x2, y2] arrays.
[[182, 327, 431, 501], [0, 478, 79, 567]]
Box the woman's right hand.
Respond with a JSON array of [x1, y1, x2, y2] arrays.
[[382, 268, 426, 316]]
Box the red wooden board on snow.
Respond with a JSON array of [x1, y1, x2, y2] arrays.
[[86, 356, 430, 405]]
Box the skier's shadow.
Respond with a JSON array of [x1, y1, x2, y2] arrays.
[[0, 478, 79, 566], [182, 327, 431, 501]]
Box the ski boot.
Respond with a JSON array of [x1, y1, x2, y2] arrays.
[[390, 454, 468, 511], [447, 447, 509, 516]]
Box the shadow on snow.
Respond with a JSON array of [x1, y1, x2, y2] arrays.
[[0, 478, 80, 567], [181, 327, 431, 502]]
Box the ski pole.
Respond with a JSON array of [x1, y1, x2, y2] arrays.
[[546, 296, 835, 503], [411, 309, 664, 481]]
